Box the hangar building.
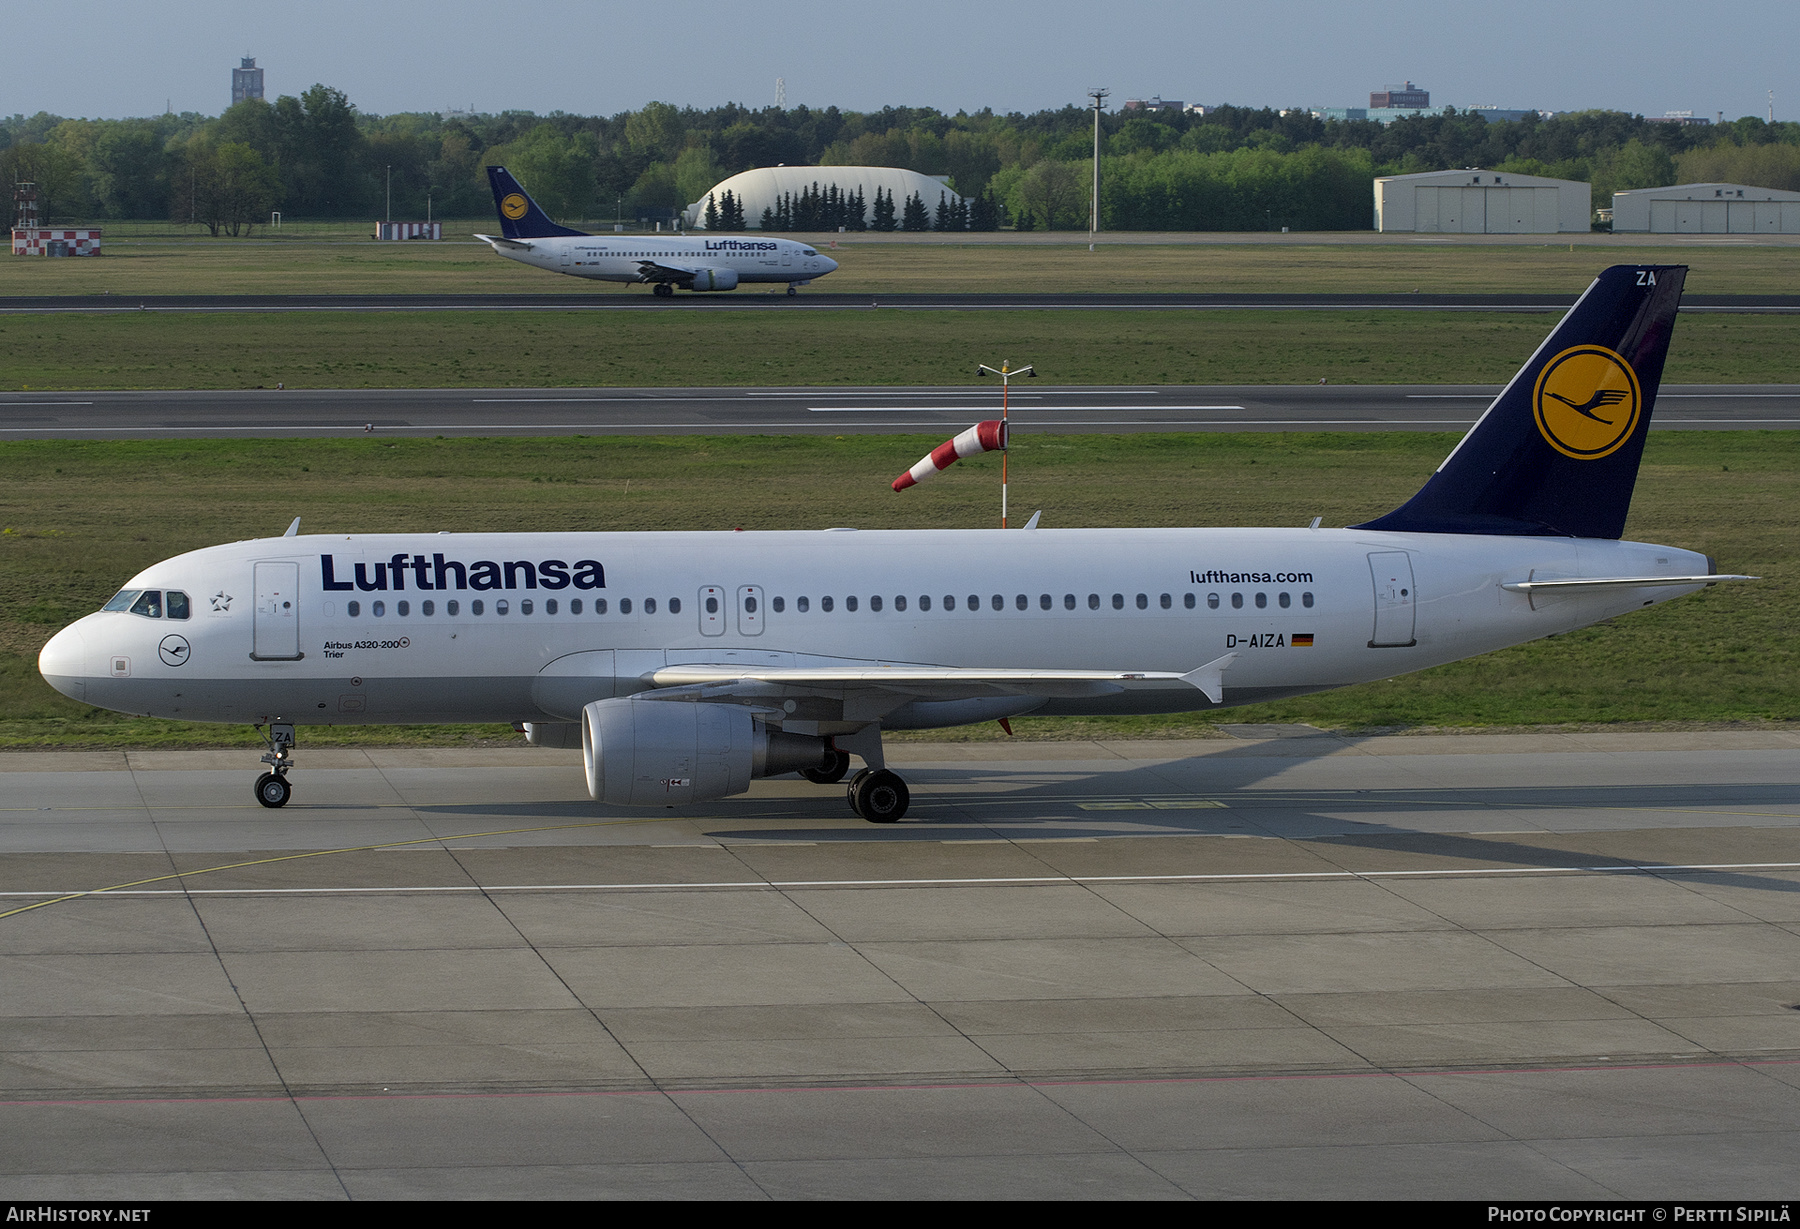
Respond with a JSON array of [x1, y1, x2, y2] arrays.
[[1375, 168, 1591, 233], [1611, 183, 1800, 233], [684, 165, 962, 230]]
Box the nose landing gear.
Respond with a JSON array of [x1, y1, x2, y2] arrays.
[[253, 721, 296, 808]]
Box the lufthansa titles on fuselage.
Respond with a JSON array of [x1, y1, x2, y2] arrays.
[[319, 553, 605, 593]]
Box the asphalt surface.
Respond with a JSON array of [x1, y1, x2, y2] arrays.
[[3, 729, 1798, 1198], [4, 291, 1800, 314], [4, 383, 1799, 439]]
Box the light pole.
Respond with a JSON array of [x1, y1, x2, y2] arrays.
[[385, 165, 391, 224], [1087, 88, 1108, 251], [976, 360, 1035, 527]]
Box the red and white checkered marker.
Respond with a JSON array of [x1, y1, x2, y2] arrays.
[[892, 420, 1006, 491]]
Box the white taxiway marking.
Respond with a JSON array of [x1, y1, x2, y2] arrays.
[[810, 405, 1247, 413], [7, 860, 1798, 898]]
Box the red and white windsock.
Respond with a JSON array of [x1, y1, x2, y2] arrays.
[[892, 420, 1006, 491]]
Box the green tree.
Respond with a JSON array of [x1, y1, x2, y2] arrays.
[[273, 84, 369, 216], [871, 186, 896, 231], [900, 189, 929, 230], [1020, 159, 1084, 229], [673, 144, 725, 209], [626, 102, 685, 162], [177, 140, 280, 235], [0, 139, 84, 222]]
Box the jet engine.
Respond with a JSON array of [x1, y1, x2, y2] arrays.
[[685, 266, 739, 292], [581, 697, 831, 805]]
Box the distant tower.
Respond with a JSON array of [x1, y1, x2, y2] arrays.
[[775, 77, 786, 108], [232, 57, 264, 106]]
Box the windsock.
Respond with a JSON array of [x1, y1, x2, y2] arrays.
[[892, 420, 1006, 491]]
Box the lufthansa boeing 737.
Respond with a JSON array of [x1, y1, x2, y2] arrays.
[[475, 166, 838, 296], [39, 265, 1752, 821]]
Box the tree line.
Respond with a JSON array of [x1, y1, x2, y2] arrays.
[[5, 91, 1799, 233]]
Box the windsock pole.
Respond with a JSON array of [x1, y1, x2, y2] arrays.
[[977, 360, 1033, 527]]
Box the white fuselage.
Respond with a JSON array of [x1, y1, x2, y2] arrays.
[[480, 233, 838, 287], [39, 527, 1709, 730]]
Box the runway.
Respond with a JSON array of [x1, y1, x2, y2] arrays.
[[5, 384, 1800, 440], [3, 729, 1799, 1198], [3, 291, 1799, 315]]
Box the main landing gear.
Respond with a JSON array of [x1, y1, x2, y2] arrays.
[[846, 767, 909, 823], [253, 721, 295, 808], [652, 282, 675, 297]]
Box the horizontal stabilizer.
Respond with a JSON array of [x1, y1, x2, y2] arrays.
[[475, 233, 532, 251], [1501, 574, 1757, 592]]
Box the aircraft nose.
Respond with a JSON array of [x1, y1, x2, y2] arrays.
[[823, 256, 839, 274], [38, 621, 89, 703]]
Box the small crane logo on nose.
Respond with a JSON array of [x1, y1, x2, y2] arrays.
[[159, 635, 191, 667]]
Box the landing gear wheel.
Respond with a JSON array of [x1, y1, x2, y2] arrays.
[[849, 769, 909, 823], [786, 284, 799, 297], [254, 771, 291, 809], [653, 282, 674, 297], [801, 749, 851, 785]]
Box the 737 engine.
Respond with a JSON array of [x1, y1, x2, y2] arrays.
[[581, 697, 830, 805], [685, 266, 739, 292]]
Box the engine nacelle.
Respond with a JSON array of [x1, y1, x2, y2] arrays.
[[581, 697, 830, 805], [685, 266, 739, 292]]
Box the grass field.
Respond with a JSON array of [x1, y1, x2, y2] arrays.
[[5, 308, 1799, 390], [1, 432, 1791, 748], [7, 235, 1800, 297]]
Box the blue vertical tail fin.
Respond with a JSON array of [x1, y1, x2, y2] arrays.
[[486, 166, 588, 240], [1352, 264, 1686, 539]]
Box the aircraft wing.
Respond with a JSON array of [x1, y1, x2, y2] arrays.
[[648, 654, 1238, 704], [475, 233, 533, 251], [636, 260, 695, 283]]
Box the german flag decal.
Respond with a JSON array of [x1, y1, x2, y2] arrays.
[[1292, 633, 1315, 647]]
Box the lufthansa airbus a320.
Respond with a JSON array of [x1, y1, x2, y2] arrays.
[[39, 266, 1751, 821]]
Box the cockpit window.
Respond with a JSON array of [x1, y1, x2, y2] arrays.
[[102, 590, 139, 613], [166, 591, 191, 620], [129, 590, 163, 619], [802, 249, 817, 256]]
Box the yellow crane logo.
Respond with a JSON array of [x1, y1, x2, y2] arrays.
[[1533, 345, 1641, 460]]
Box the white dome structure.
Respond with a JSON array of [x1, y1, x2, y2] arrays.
[[684, 165, 963, 230]]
